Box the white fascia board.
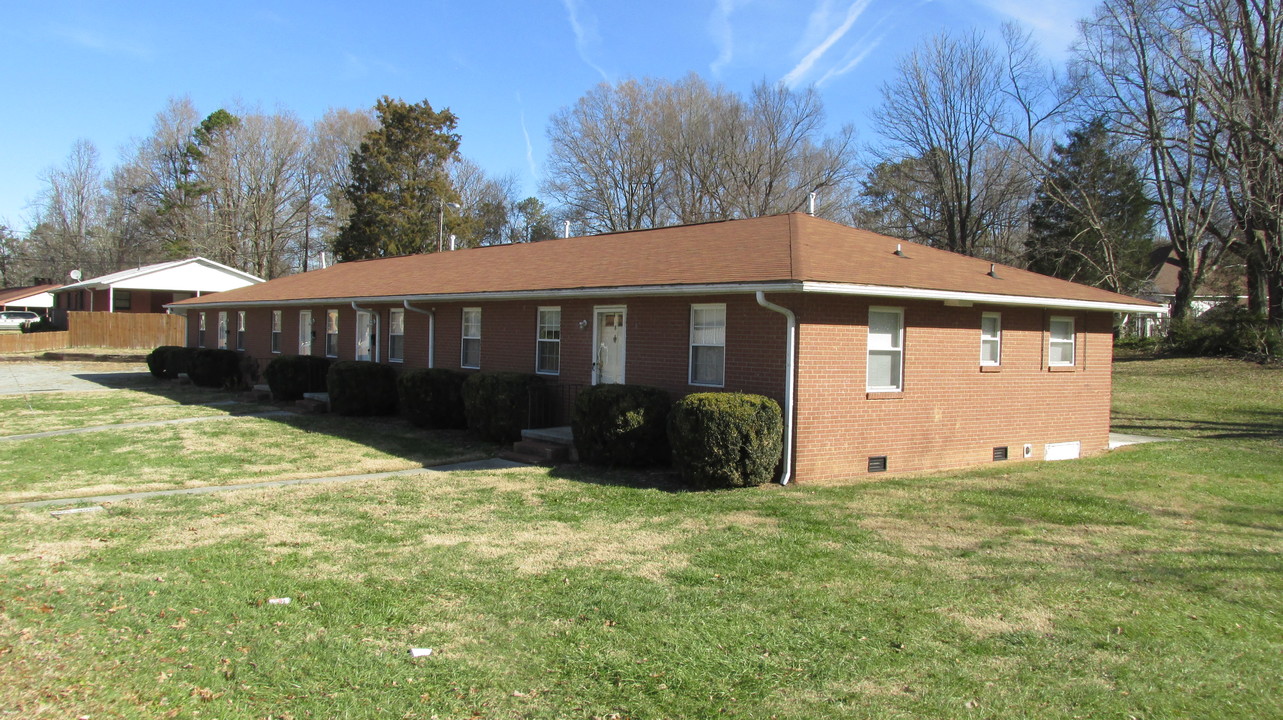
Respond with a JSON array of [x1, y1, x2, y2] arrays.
[[167, 279, 1166, 315], [167, 282, 799, 309], [800, 281, 1168, 315]]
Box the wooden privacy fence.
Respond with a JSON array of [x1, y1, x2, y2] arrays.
[[0, 312, 186, 354]]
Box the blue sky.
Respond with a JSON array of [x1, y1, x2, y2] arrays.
[[0, 0, 1095, 232]]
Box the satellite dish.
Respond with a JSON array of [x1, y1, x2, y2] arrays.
[[69, 269, 83, 281]]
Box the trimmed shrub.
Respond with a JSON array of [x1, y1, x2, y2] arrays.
[[263, 355, 333, 401], [572, 384, 671, 466], [327, 360, 398, 416], [668, 393, 784, 489], [462, 371, 545, 442], [187, 348, 243, 389], [146, 345, 191, 379], [1166, 305, 1282, 360], [398, 368, 468, 429]]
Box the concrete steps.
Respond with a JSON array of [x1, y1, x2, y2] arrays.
[[498, 426, 576, 466]]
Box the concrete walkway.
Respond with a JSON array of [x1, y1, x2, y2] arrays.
[[1108, 431, 1177, 449], [9, 457, 528, 510]]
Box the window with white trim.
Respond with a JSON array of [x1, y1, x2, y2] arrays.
[[461, 308, 481, 369], [299, 310, 313, 355], [1049, 316, 1075, 366], [536, 307, 560, 375], [198, 312, 206, 348], [389, 309, 405, 362], [271, 310, 282, 353], [325, 309, 339, 358], [236, 311, 246, 351], [980, 312, 1001, 366], [689, 303, 726, 386], [867, 307, 904, 392], [217, 311, 228, 349]]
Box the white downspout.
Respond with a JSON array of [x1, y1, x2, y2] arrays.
[[108, 286, 114, 313], [755, 291, 796, 485], [351, 301, 380, 362], [403, 300, 435, 369]]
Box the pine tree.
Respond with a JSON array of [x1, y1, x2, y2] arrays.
[[1026, 119, 1154, 294], [334, 97, 461, 261]]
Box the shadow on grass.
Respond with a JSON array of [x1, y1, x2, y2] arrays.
[[1112, 410, 1283, 440], [69, 372, 500, 471], [548, 463, 688, 493]]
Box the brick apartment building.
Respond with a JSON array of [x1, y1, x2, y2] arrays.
[[171, 213, 1163, 483]]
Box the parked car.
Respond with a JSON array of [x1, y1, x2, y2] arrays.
[[0, 310, 41, 331]]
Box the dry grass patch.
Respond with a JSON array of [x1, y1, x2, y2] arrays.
[[947, 608, 1055, 638]]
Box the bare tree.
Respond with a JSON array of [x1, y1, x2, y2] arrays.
[[865, 31, 1034, 260], [1074, 0, 1233, 324], [1168, 0, 1283, 328], [542, 76, 859, 233], [543, 79, 667, 233], [28, 139, 111, 277]]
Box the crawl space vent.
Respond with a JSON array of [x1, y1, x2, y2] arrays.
[[868, 456, 888, 473], [993, 446, 1009, 461]]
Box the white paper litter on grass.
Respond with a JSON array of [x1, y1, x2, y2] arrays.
[[267, 597, 291, 605], [50, 506, 105, 517], [409, 648, 434, 657]]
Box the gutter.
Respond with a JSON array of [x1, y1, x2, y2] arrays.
[[351, 301, 380, 362], [755, 291, 796, 486], [167, 280, 1165, 316], [403, 300, 435, 369]]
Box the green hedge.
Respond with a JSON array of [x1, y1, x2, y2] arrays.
[[1166, 305, 1282, 360], [146, 345, 193, 379], [668, 393, 784, 489], [398, 368, 468, 429], [572, 384, 671, 466], [462, 371, 544, 442], [326, 361, 399, 416], [187, 348, 243, 389], [264, 355, 334, 401]]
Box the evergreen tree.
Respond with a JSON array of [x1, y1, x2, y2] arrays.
[[1026, 119, 1154, 293], [334, 97, 461, 260]]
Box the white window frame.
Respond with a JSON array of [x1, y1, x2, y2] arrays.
[[299, 310, 313, 355], [325, 309, 340, 358], [197, 312, 206, 348], [535, 306, 560, 375], [236, 311, 246, 351], [271, 310, 282, 354], [388, 308, 405, 363], [980, 312, 1001, 366], [1049, 316, 1076, 367], [217, 311, 228, 350], [461, 307, 481, 369], [689, 303, 726, 387], [866, 306, 904, 392]]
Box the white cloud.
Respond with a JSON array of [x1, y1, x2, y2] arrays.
[[975, 0, 1096, 57], [782, 0, 873, 88], [517, 95, 538, 181], [52, 25, 151, 60], [561, 0, 610, 82], [815, 30, 885, 87], [709, 0, 737, 76]]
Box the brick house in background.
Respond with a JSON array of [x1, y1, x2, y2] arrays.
[[52, 257, 264, 321], [170, 214, 1164, 483]]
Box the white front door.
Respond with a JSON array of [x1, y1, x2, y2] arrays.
[[593, 307, 626, 385], [299, 310, 312, 355], [355, 311, 374, 361]]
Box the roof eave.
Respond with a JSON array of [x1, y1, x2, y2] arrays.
[[801, 281, 1168, 314]]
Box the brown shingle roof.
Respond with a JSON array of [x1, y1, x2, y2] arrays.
[[0, 284, 61, 306], [173, 214, 1162, 311]]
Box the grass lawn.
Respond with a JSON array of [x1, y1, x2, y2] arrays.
[[0, 383, 495, 504], [0, 357, 1280, 719]]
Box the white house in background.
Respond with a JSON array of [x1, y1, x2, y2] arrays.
[[52, 257, 264, 316], [0, 282, 60, 313]]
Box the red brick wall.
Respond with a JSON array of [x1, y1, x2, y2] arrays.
[[792, 295, 1114, 482], [184, 292, 1116, 484]]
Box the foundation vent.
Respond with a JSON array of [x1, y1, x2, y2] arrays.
[[993, 446, 1009, 461], [868, 456, 888, 473]]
